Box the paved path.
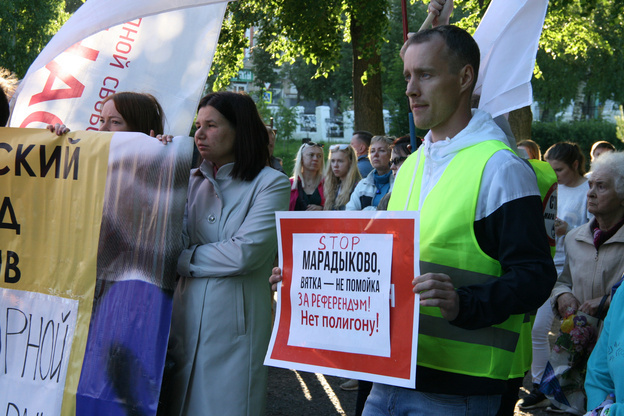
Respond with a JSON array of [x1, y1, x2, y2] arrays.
[[265, 367, 570, 415]]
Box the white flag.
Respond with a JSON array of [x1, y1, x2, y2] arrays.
[[473, 0, 549, 118], [10, 0, 232, 135]]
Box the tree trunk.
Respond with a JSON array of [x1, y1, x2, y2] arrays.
[[351, 15, 385, 135], [508, 106, 533, 142], [572, 81, 586, 121]]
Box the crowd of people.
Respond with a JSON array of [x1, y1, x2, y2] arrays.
[[2, 0, 624, 415]]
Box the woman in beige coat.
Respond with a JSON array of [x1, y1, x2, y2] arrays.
[[162, 92, 290, 415], [551, 151, 624, 319]]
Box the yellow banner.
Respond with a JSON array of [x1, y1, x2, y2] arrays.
[[0, 127, 111, 415]]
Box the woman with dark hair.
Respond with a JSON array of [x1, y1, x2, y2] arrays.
[[389, 135, 413, 177], [162, 91, 290, 415], [47, 91, 165, 135]]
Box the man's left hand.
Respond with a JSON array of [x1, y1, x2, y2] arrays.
[[413, 273, 459, 321]]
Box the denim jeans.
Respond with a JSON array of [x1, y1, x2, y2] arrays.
[[362, 383, 502, 416]]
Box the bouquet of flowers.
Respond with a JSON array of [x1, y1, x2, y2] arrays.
[[553, 310, 599, 378], [540, 310, 600, 415]]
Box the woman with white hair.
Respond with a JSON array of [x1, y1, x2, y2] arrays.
[[551, 151, 624, 319], [547, 151, 624, 414]]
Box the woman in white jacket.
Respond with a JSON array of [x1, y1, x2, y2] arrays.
[[346, 135, 395, 211]]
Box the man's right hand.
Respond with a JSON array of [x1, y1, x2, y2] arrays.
[[413, 272, 460, 321], [429, 0, 453, 27]]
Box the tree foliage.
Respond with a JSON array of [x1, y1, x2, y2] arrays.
[[439, 0, 624, 121], [209, 0, 393, 133], [0, 0, 70, 78]]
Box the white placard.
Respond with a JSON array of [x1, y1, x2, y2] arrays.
[[287, 233, 393, 357], [0, 288, 79, 415]]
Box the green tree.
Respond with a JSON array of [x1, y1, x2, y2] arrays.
[[274, 99, 299, 141], [209, 0, 404, 134], [616, 105, 624, 144], [0, 0, 70, 78], [285, 47, 352, 107], [537, 0, 624, 121], [445, 0, 624, 121]]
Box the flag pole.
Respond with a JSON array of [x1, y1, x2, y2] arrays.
[[419, 12, 436, 32], [401, 0, 409, 42]]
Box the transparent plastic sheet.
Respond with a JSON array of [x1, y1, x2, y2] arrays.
[[75, 133, 193, 416]]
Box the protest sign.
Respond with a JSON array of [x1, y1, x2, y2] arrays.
[[265, 211, 420, 388], [0, 127, 193, 415]]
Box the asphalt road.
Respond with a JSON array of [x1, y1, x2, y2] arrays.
[[265, 318, 573, 416], [265, 367, 570, 416]]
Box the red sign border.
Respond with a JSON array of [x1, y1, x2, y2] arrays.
[[268, 214, 417, 382]]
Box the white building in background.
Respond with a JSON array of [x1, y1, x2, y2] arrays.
[[532, 99, 621, 123]]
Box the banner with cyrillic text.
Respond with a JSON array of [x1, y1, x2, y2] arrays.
[[265, 211, 420, 388], [0, 128, 193, 415], [10, 1, 229, 135]]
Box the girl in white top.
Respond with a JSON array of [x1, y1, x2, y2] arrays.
[[546, 142, 592, 272], [521, 141, 592, 410]]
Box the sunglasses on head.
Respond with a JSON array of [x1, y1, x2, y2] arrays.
[[330, 144, 350, 151], [303, 141, 323, 148], [391, 156, 407, 166]]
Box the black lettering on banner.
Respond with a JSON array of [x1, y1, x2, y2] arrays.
[[1, 251, 21, 283], [63, 145, 80, 180], [0, 142, 12, 175], [40, 145, 62, 178], [0, 197, 20, 235], [15, 145, 36, 177], [0, 143, 80, 181], [2, 307, 72, 383]]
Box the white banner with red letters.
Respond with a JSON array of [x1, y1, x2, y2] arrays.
[[9, 0, 231, 135]]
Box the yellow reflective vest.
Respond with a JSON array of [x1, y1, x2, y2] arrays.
[[507, 158, 558, 379], [388, 140, 524, 380]]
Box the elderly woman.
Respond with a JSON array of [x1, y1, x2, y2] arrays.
[[539, 151, 624, 414], [346, 135, 394, 211], [163, 91, 290, 415], [551, 151, 624, 319], [582, 153, 624, 416]]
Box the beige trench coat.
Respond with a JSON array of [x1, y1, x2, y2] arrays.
[[164, 162, 289, 416], [550, 221, 624, 317]]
